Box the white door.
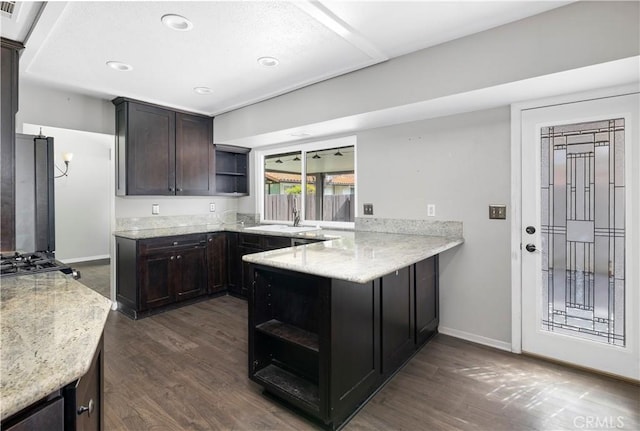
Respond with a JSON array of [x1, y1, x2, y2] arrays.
[[521, 93, 639, 380]]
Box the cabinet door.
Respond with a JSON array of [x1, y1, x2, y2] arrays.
[[415, 256, 439, 346], [239, 246, 262, 298], [4, 398, 64, 431], [175, 113, 214, 196], [207, 234, 227, 293], [127, 103, 175, 195], [139, 251, 174, 310], [226, 233, 242, 294], [174, 246, 208, 301], [330, 279, 380, 425], [380, 267, 414, 375], [63, 336, 103, 431]]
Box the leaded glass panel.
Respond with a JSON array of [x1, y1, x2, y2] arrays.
[[540, 119, 625, 346]]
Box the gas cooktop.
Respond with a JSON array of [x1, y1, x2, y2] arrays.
[[0, 251, 74, 278]]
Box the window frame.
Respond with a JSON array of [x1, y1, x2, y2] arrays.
[[256, 135, 357, 229]]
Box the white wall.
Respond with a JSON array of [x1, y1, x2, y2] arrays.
[[115, 196, 237, 219], [17, 80, 115, 135], [358, 108, 512, 346], [23, 124, 113, 263]]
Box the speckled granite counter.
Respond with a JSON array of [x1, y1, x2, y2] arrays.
[[112, 224, 463, 283], [242, 231, 463, 283], [0, 272, 112, 420], [112, 223, 345, 241]]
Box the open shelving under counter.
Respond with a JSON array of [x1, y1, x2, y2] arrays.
[[256, 319, 319, 353], [248, 246, 452, 430]]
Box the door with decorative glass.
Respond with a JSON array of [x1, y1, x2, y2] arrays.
[[521, 93, 639, 380]]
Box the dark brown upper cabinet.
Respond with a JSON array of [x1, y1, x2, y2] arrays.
[[1, 38, 24, 252], [113, 98, 214, 196]]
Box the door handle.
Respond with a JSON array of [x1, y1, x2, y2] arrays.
[[525, 243, 538, 253]]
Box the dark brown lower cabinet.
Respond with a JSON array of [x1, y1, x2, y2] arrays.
[[415, 255, 439, 345], [381, 267, 415, 375], [1, 336, 104, 431], [116, 234, 208, 319], [207, 233, 227, 293], [249, 256, 439, 430], [3, 398, 64, 431], [249, 266, 380, 428], [63, 336, 104, 431]]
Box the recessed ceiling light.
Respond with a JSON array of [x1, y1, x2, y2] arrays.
[[257, 56, 279, 67], [106, 61, 133, 71], [194, 87, 213, 95], [161, 14, 193, 31]]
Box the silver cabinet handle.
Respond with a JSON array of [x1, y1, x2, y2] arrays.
[[77, 398, 94, 416]]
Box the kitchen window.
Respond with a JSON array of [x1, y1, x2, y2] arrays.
[[260, 136, 356, 227]]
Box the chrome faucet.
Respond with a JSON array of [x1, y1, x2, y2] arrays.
[[292, 208, 300, 227]]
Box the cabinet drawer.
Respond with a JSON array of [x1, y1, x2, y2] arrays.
[[239, 233, 294, 250], [239, 233, 263, 248], [139, 234, 207, 255], [264, 236, 291, 250]]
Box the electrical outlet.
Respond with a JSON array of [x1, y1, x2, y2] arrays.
[[363, 203, 374, 215], [427, 204, 436, 217], [489, 205, 507, 220], [152, 204, 160, 215], [209, 202, 216, 212]]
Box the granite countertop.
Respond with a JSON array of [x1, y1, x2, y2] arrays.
[[112, 223, 346, 241], [242, 231, 463, 283], [112, 224, 463, 283], [0, 272, 112, 421]]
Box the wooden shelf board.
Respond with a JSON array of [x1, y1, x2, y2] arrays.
[[256, 319, 319, 352], [254, 364, 319, 412]]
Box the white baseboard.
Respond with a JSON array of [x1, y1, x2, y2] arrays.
[[60, 254, 110, 264], [439, 326, 513, 352]]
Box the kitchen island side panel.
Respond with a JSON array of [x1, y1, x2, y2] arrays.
[[115, 237, 138, 312], [329, 278, 380, 425]]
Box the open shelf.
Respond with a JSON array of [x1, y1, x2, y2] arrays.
[[254, 364, 319, 413], [256, 319, 319, 352], [214, 145, 249, 195]]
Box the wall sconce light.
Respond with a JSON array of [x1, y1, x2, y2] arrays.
[[55, 152, 74, 178]]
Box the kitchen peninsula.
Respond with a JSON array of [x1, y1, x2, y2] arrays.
[[114, 220, 462, 428], [0, 272, 111, 429], [243, 230, 462, 429]]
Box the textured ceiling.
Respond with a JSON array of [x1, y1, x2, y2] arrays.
[[10, 1, 572, 116]]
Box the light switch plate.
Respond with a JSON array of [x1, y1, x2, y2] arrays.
[[489, 205, 506, 220], [427, 204, 436, 217], [363, 203, 374, 215]]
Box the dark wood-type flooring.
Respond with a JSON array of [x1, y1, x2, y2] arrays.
[[73, 258, 111, 299], [103, 296, 640, 431]]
